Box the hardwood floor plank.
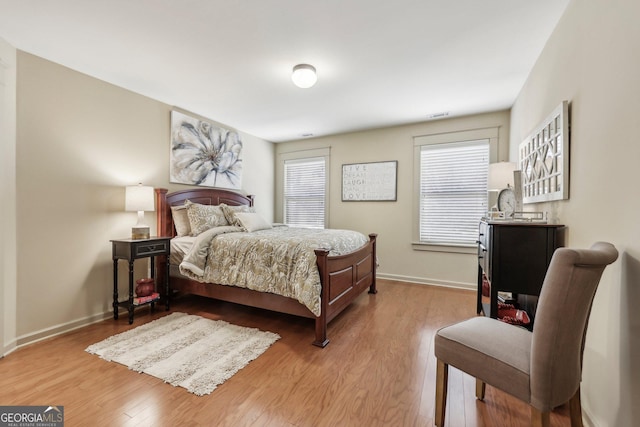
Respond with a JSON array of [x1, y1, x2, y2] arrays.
[[0, 279, 571, 427]]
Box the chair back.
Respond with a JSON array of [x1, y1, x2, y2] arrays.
[[530, 242, 618, 410]]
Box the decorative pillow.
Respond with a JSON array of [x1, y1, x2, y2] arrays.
[[234, 212, 273, 232], [170, 204, 191, 237], [185, 200, 229, 236], [219, 203, 255, 227]]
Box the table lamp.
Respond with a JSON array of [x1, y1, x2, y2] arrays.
[[125, 183, 154, 239]]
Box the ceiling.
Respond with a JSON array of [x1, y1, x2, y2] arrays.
[[0, 0, 570, 142]]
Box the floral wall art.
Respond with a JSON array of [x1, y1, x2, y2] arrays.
[[170, 111, 243, 189]]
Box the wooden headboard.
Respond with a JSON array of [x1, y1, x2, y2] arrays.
[[155, 188, 255, 237]]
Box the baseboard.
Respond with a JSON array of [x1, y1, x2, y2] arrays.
[[581, 404, 596, 427], [377, 272, 475, 291], [9, 276, 474, 353], [14, 310, 113, 350], [2, 338, 17, 358]]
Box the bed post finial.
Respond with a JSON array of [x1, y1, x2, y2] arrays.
[[155, 188, 169, 237]]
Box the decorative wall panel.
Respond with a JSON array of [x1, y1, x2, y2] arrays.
[[519, 101, 569, 203]]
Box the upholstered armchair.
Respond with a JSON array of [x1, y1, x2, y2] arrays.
[[434, 242, 618, 427]]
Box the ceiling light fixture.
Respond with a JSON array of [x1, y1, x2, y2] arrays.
[[291, 64, 317, 88]]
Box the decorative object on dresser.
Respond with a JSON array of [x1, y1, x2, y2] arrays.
[[435, 242, 618, 427], [170, 110, 243, 190], [155, 187, 378, 347], [125, 183, 155, 239], [488, 162, 527, 220], [111, 236, 171, 324], [86, 312, 280, 396], [477, 219, 565, 328], [488, 161, 516, 214]]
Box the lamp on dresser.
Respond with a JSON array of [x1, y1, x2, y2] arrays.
[[125, 183, 154, 239]]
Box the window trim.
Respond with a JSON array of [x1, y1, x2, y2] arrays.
[[412, 127, 499, 252]]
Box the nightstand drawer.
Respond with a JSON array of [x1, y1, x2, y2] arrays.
[[135, 241, 169, 257]]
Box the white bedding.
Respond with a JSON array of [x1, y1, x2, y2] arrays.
[[169, 235, 196, 266]]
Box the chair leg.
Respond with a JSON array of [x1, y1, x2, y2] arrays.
[[475, 378, 486, 400], [569, 387, 584, 427], [435, 359, 448, 427], [530, 406, 550, 427]]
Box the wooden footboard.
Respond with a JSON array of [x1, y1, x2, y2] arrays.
[[155, 187, 377, 347], [314, 233, 377, 347]]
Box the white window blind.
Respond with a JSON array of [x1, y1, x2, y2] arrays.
[[284, 157, 326, 228], [419, 139, 489, 245]]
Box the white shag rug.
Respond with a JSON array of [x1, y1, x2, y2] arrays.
[[86, 312, 280, 396]]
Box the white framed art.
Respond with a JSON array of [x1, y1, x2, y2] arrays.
[[342, 160, 397, 201], [519, 101, 569, 204]]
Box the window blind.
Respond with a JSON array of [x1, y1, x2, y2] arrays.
[[419, 139, 489, 245], [284, 157, 326, 228]]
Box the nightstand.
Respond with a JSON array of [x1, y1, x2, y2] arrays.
[[111, 236, 171, 324]]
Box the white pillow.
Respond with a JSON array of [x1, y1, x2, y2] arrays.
[[170, 204, 191, 237], [219, 203, 255, 227], [234, 212, 273, 232]]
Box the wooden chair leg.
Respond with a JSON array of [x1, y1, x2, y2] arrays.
[[435, 359, 448, 427], [569, 387, 584, 427], [475, 378, 486, 400], [530, 406, 550, 427]]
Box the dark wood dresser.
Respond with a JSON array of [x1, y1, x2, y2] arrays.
[[477, 220, 565, 327]]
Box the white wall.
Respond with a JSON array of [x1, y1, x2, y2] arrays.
[[509, 0, 640, 425], [0, 37, 17, 355], [275, 111, 510, 288], [13, 52, 274, 346]]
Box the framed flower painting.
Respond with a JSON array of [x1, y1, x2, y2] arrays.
[[170, 111, 243, 189]]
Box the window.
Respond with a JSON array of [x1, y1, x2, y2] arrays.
[[283, 156, 327, 228], [413, 127, 498, 250], [418, 140, 489, 246]]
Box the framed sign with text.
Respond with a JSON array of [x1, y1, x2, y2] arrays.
[[342, 161, 397, 201]]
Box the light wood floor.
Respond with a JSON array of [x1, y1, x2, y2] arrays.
[[0, 279, 570, 426]]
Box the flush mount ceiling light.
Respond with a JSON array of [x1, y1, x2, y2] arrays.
[[291, 64, 317, 88]]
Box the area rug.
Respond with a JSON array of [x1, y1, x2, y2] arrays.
[[85, 312, 280, 396]]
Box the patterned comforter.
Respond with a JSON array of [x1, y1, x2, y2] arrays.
[[178, 225, 369, 316]]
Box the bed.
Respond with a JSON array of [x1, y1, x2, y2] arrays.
[[154, 187, 377, 347]]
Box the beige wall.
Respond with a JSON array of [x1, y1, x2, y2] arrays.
[[509, 0, 639, 425], [13, 52, 274, 344], [0, 37, 17, 355], [275, 111, 510, 288]]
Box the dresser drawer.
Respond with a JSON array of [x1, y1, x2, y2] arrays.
[[477, 221, 491, 279]]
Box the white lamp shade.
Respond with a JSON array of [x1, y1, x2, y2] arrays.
[[488, 162, 517, 190], [291, 64, 317, 88], [125, 184, 154, 212]]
